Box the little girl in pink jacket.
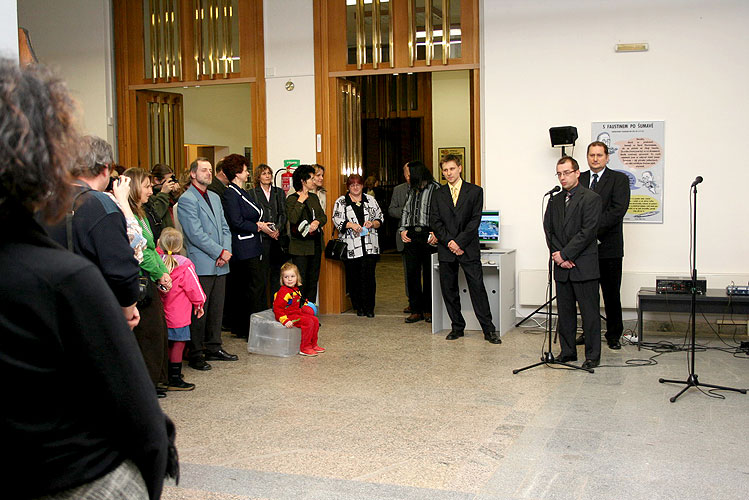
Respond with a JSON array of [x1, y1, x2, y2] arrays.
[[157, 228, 206, 391]]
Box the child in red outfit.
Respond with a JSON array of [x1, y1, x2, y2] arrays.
[[273, 262, 324, 357]]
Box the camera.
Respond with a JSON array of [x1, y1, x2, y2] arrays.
[[170, 175, 177, 183]]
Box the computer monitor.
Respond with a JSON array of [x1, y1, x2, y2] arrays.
[[478, 210, 500, 247]]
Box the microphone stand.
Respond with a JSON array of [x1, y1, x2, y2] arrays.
[[514, 189, 593, 375], [658, 179, 746, 401]]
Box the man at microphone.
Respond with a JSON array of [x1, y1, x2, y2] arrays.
[[543, 156, 602, 369], [576, 141, 630, 350]]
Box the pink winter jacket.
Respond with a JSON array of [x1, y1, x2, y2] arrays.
[[158, 253, 206, 329]]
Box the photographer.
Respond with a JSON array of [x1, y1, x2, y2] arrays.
[[145, 163, 179, 241]]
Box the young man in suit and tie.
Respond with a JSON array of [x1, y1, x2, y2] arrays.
[[430, 155, 501, 344], [577, 141, 630, 350], [544, 156, 602, 369], [178, 158, 238, 370]]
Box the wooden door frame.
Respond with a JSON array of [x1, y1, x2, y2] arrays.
[[313, 0, 482, 314]]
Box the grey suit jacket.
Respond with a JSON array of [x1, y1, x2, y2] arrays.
[[543, 185, 602, 282], [388, 182, 410, 252], [177, 184, 232, 276]]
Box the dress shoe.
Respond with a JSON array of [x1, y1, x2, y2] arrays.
[[607, 339, 622, 350], [556, 353, 578, 363], [575, 335, 585, 345], [581, 359, 599, 370], [405, 313, 424, 323], [357, 310, 365, 317], [424, 313, 432, 323], [188, 358, 212, 371], [403, 306, 411, 314], [156, 389, 167, 399], [366, 311, 375, 318], [445, 330, 464, 340], [205, 349, 238, 361], [484, 332, 502, 344]]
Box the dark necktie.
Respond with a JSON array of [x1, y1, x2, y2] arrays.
[[590, 173, 599, 190], [202, 190, 212, 210]]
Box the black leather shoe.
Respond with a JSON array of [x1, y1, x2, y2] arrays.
[[607, 339, 622, 350], [575, 335, 585, 345], [205, 349, 238, 361], [581, 359, 599, 370], [405, 313, 424, 323], [366, 311, 375, 318], [356, 310, 365, 316], [188, 358, 212, 371], [556, 353, 578, 363], [484, 332, 502, 344], [445, 330, 464, 340], [424, 313, 432, 323]]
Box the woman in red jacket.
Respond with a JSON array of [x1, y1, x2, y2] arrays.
[[273, 262, 324, 356]]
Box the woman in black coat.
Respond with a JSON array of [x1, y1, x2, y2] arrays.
[[221, 154, 272, 338]]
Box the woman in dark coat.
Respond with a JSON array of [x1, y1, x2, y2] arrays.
[[221, 154, 271, 338], [286, 164, 327, 304]]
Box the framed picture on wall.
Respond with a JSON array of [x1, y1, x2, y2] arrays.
[[437, 147, 466, 183]]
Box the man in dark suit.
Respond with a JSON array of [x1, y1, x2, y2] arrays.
[[544, 156, 602, 369], [577, 141, 630, 350], [430, 155, 501, 344]]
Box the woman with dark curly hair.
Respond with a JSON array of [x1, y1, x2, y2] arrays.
[[0, 60, 175, 500]]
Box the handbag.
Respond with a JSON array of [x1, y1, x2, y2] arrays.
[[137, 273, 152, 308], [325, 237, 347, 261]]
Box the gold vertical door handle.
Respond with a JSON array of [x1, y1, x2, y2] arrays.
[[426, 0, 433, 66], [407, 0, 414, 67]]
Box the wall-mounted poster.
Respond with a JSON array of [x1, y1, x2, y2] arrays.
[[591, 121, 664, 223]]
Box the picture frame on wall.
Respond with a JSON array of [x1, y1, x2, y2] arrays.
[[437, 147, 466, 183]]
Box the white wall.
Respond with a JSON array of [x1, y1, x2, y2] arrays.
[[432, 70, 471, 181], [1, 0, 18, 61], [169, 84, 252, 157], [482, 0, 749, 314], [17, 0, 114, 144], [263, 0, 317, 172]]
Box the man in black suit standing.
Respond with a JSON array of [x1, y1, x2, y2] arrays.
[[430, 155, 501, 344], [577, 141, 630, 350], [544, 156, 602, 369]]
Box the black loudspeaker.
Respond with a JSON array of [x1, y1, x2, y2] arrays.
[[549, 126, 578, 147]]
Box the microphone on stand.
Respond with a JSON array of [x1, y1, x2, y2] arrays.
[[545, 186, 561, 196], [691, 176, 703, 187]]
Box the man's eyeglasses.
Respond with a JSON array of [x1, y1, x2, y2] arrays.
[[555, 170, 576, 178]]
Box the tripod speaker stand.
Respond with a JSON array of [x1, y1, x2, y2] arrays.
[[658, 177, 746, 402]]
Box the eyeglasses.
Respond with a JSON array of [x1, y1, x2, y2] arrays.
[[555, 170, 576, 178]]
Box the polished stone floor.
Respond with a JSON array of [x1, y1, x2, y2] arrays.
[[159, 303, 749, 499]]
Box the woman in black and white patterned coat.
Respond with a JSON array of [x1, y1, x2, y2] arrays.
[[332, 174, 383, 318]]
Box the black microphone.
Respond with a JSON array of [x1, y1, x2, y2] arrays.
[[691, 176, 703, 187], [545, 186, 561, 196]]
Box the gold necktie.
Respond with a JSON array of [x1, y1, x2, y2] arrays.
[[451, 186, 459, 206]]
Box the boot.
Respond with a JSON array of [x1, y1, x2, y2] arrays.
[[167, 362, 195, 391]]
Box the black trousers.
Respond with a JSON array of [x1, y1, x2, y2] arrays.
[[189, 274, 226, 360], [227, 256, 267, 338], [265, 238, 291, 303], [132, 280, 168, 385], [556, 278, 601, 361], [438, 258, 495, 334], [292, 250, 322, 304], [344, 253, 378, 313], [403, 239, 435, 314], [599, 257, 623, 342]]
